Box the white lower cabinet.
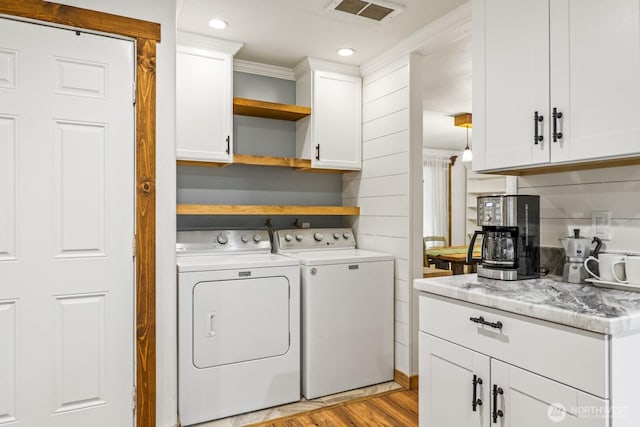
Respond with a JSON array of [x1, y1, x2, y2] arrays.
[[419, 334, 489, 427], [419, 294, 610, 426]]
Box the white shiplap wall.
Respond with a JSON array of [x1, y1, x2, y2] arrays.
[[343, 54, 423, 376], [518, 165, 640, 253]]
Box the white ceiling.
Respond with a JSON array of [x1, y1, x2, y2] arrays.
[[177, 0, 472, 151]]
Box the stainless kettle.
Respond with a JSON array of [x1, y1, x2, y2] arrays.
[[560, 229, 602, 260]]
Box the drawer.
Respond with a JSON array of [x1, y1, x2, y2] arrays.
[[419, 293, 609, 399]]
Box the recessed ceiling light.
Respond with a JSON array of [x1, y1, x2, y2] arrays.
[[337, 48, 355, 57], [208, 18, 228, 29]]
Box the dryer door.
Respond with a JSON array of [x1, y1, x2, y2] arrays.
[[193, 276, 290, 368]]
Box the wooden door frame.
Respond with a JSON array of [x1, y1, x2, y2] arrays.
[[0, 2, 160, 426]]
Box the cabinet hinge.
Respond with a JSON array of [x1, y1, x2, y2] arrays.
[[133, 80, 137, 106], [132, 385, 137, 411], [133, 234, 137, 258]]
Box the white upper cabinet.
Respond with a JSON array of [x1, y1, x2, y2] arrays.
[[473, 0, 550, 171], [473, 0, 640, 172], [550, 0, 640, 163], [295, 59, 362, 170], [176, 33, 242, 163]]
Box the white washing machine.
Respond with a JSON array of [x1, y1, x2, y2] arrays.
[[273, 227, 394, 399], [177, 229, 300, 426]]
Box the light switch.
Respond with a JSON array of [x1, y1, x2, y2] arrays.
[[592, 210, 611, 240]]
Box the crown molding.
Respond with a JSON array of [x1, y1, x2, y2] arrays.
[[233, 59, 295, 80], [360, 2, 471, 77], [293, 57, 361, 79], [177, 31, 243, 55]]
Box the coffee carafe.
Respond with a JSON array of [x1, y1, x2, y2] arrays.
[[560, 229, 603, 283]]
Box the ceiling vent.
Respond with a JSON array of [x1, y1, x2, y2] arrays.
[[326, 0, 405, 23]]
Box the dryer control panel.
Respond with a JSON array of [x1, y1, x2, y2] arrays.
[[177, 229, 272, 254], [273, 228, 356, 252]]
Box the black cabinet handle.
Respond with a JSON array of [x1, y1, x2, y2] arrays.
[[472, 375, 483, 412], [315, 144, 320, 160], [225, 135, 230, 154], [492, 384, 504, 423], [552, 107, 563, 142], [470, 316, 503, 330], [534, 111, 544, 145]]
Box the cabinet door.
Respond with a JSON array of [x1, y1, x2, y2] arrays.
[[473, 0, 550, 171], [312, 71, 361, 170], [176, 45, 232, 162], [419, 333, 490, 427], [550, 0, 640, 163], [491, 359, 608, 427]]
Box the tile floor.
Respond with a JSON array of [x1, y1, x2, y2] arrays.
[[194, 381, 403, 427]]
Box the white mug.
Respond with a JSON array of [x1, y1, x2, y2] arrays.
[[612, 256, 640, 285], [584, 253, 626, 282]]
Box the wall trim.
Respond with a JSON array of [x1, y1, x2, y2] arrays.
[[394, 369, 419, 390], [233, 59, 296, 80], [360, 1, 471, 77], [0, 2, 159, 426]]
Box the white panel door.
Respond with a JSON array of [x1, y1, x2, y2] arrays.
[[0, 18, 135, 426], [176, 45, 232, 162], [419, 333, 490, 427], [473, 0, 550, 171], [313, 71, 362, 170], [491, 359, 608, 427], [550, 0, 640, 163]]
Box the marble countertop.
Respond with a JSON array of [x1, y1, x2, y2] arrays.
[[414, 274, 640, 335]]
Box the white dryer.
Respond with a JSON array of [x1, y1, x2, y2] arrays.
[[273, 228, 394, 399], [177, 229, 300, 426]]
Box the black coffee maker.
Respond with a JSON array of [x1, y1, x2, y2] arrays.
[[467, 195, 540, 281]]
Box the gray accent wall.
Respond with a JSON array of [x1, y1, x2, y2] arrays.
[[177, 71, 344, 230]]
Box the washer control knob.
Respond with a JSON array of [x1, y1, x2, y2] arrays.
[[314, 232, 324, 242], [216, 234, 228, 244], [253, 234, 262, 243], [284, 233, 293, 242], [343, 232, 351, 239], [296, 234, 304, 241], [333, 232, 341, 240], [240, 234, 249, 243]]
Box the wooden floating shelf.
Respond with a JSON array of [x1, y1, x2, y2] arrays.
[[177, 204, 360, 216], [233, 153, 309, 168], [233, 97, 311, 121], [177, 154, 356, 174]]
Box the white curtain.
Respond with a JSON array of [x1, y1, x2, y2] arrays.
[[423, 155, 449, 243]]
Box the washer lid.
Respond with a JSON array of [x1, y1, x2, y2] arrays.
[[281, 249, 393, 266], [177, 253, 299, 272]]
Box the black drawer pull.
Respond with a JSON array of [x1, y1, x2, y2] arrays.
[[533, 111, 544, 145], [472, 375, 483, 412], [492, 384, 504, 423], [552, 107, 563, 142], [470, 316, 503, 330]]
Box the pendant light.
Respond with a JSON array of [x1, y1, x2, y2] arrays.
[[454, 113, 472, 164]]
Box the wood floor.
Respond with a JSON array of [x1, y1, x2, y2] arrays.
[[246, 389, 418, 427]]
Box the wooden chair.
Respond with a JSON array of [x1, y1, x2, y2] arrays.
[[423, 236, 447, 268]]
